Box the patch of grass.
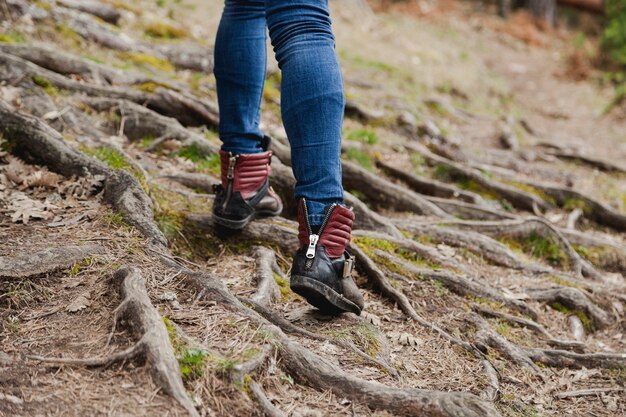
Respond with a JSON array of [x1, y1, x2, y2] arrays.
[[83, 146, 147, 190], [273, 272, 295, 301], [31, 75, 59, 96], [101, 211, 129, 228], [0, 31, 26, 43], [573, 244, 626, 273], [344, 147, 374, 171], [353, 236, 441, 273], [120, 52, 174, 73], [144, 21, 189, 39], [176, 144, 221, 176], [345, 128, 378, 145], [179, 347, 210, 380], [55, 23, 82, 47], [68, 257, 94, 277], [500, 232, 567, 268]]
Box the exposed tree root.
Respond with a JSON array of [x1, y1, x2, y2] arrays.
[[0, 52, 219, 127], [0, 43, 150, 85], [469, 313, 543, 375], [342, 160, 452, 218], [244, 299, 400, 378], [79, 97, 219, 154], [250, 246, 282, 307], [161, 172, 218, 194], [27, 266, 199, 417], [180, 271, 502, 417], [378, 159, 486, 205], [396, 221, 530, 269], [406, 143, 553, 213], [0, 244, 104, 279], [524, 183, 626, 233], [50, 5, 213, 73], [433, 218, 602, 280], [542, 147, 626, 174], [472, 305, 585, 351], [374, 250, 538, 319], [0, 100, 167, 246], [523, 287, 612, 329], [423, 197, 515, 220], [58, 0, 121, 25]]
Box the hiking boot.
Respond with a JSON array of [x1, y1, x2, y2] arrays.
[[290, 198, 364, 315], [212, 141, 282, 230]]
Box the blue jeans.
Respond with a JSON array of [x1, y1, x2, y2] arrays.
[[214, 0, 345, 225]]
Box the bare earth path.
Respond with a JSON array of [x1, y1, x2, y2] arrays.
[[1, 1, 625, 416]]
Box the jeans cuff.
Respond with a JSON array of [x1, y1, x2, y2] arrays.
[[307, 214, 326, 227]]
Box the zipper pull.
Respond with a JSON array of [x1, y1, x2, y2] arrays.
[[227, 155, 237, 179], [306, 234, 319, 259]]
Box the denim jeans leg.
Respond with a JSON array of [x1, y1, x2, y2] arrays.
[[214, 0, 267, 155], [266, 0, 345, 225]]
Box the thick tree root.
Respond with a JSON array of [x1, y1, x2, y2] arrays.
[[57, 0, 121, 24], [0, 101, 167, 246], [342, 160, 453, 218], [472, 305, 585, 351], [180, 271, 502, 417], [374, 250, 538, 319], [469, 313, 543, 375], [27, 266, 199, 417], [542, 147, 626, 174], [161, 172, 218, 194], [0, 52, 219, 127], [406, 143, 553, 212], [423, 197, 515, 220], [378, 159, 486, 205], [250, 246, 282, 307], [50, 5, 213, 73], [434, 218, 602, 279], [0, 244, 104, 279], [244, 299, 400, 378], [396, 221, 531, 269], [523, 287, 612, 329]]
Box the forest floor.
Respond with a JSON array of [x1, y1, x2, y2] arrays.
[[1, 1, 625, 416]]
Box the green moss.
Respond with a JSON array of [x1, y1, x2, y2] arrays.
[[121, 52, 174, 73], [31, 75, 59, 96], [103, 0, 143, 14], [345, 129, 378, 145], [353, 236, 441, 274], [144, 21, 189, 39], [83, 146, 147, 190], [273, 272, 294, 301], [546, 275, 583, 289], [55, 23, 81, 47], [344, 147, 374, 171], [68, 257, 93, 277], [101, 211, 129, 229]]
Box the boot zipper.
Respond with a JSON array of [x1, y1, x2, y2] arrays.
[[303, 198, 337, 269], [222, 154, 238, 211]]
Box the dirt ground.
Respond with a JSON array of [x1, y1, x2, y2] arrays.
[[1, 0, 625, 416]]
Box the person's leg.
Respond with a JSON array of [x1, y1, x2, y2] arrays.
[[265, 0, 344, 226], [214, 0, 267, 154], [212, 0, 283, 229], [266, 0, 363, 315]]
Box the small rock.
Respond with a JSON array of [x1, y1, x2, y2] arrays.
[[417, 119, 441, 138], [396, 111, 417, 133], [499, 125, 519, 151], [160, 292, 177, 301]]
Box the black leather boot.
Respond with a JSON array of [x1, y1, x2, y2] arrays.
[[290, 198, 364, 315], [212, 142, 282, 230]]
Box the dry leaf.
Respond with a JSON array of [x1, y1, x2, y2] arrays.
[[66, 291, 91, 313], [8, 192, 56, 224], [361, 311, 381, 326], [394, 332, 421, 347]]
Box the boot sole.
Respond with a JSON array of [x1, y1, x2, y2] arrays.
[[290, 275, 362, 316], [213, 207, 282, 231]]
